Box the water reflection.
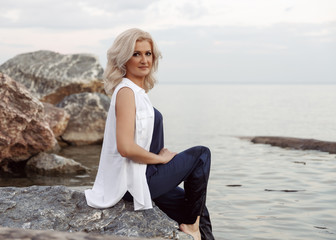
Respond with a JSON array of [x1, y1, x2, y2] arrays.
[[0, 144, 101, 188]]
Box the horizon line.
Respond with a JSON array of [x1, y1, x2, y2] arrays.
[[156, 81, 336, 85]]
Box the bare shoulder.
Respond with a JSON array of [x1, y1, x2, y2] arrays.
[[116, 87, 135, 105], [117, 87, 134, 98], [115, 87, 135, 113]]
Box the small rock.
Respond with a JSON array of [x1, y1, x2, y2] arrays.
[[57, 92, 110, 145], [25, 152, 88, 175], [0, 50, 105, 104]]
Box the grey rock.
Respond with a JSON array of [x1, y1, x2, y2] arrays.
[[250, 136, 336, 154], [25, 152, 89, 175], [0, 73, 56, 173], [0, 186, 192, 239], [57, 92, 110, 145], [0, 50, 105, 104], [0, 227, 151, 240]]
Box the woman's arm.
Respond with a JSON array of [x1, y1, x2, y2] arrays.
[[116, 87, 176, 164]]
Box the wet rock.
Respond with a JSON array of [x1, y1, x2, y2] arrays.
[[0, 50, 104, 104], [25, 152, 89, 175], [250, 136, 336, 154], [0, 186, 191, 239], [43, 102, 70, 137], [57, 92, 110, 146], [0, 73, 56, 173]]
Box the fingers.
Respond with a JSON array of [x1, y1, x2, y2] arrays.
[[159, 148, 177, 155], [158, 148, 177, 164]]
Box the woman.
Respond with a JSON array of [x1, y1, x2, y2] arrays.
[[85, 28, 214, 240]]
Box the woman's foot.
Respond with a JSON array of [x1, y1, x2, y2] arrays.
[[179, 216, 201, 240]]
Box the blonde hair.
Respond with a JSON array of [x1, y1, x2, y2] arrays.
[[103, 28, 162, 94]]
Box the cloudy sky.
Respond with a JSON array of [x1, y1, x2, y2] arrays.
[[1, 0, 335, 84]]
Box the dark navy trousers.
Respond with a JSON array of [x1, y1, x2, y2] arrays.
[[147, 146, 214, 240], [123, 146, 214, 239]]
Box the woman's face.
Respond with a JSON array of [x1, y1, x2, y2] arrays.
[[125, 40, 153, 82]]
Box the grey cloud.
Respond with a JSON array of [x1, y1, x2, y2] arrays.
[[0, 0, 334, 84], [0, 0, 155, 29], [93, 0, 157, 10], [177, 0, 208, 19], [284, 6, 294, 12]]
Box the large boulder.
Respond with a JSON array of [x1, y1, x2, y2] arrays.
[[57, 92, 110, 145], [0, 186, 191, 239], [0, 50, 105, 105], [0, 73, 56, 173]]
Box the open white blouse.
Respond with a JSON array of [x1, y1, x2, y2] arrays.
[[85, 78, 154, 210]]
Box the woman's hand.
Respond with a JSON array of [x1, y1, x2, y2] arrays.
[[158, 148, 177, 164]]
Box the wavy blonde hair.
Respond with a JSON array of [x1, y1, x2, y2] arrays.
[[103, 28, 162, 94]]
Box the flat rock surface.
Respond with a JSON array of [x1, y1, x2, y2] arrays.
[[250, 136, 336, 154], [0, 186, 192, 239], [0, 227, 163, 240]]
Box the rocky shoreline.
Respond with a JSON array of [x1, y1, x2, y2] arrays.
[[0, 50, 193, 239]]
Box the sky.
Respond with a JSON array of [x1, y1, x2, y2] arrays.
[[0, 0, 335, 84]]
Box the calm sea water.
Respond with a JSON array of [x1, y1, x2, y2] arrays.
[[1, 84, 336, 240]]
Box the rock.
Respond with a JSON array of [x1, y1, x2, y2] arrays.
[[0, 186, 192, 239], [0, 50, 105, 104], [43, 102, 70, 137], [0, 73, 56, 173], [25, 152, 89, 175], [0, 227, 161, 240], [57, 92, 110, 146], [250, 136, 336, 154]]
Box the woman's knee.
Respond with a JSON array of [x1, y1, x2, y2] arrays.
[[198, 146, 211, 164], [183, 146, 211, 171], [201, 146, 211, 157], [190, 145, 210, 156], [199, 146, 211, 177], [190, 146, 211, 174]]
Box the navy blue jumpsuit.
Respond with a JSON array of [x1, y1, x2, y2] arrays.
[[146, 108, 214, 240]]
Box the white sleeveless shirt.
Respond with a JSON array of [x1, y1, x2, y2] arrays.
[[85, 78, 154, 210]]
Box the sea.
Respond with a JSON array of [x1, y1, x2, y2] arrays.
[[1, 84, 336, 240]]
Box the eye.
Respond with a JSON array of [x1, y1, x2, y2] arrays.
[[146, 51, 152, 56], [133, 52, 140, 57]]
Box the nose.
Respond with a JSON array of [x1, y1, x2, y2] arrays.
[[140, 54, 147, 64]]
